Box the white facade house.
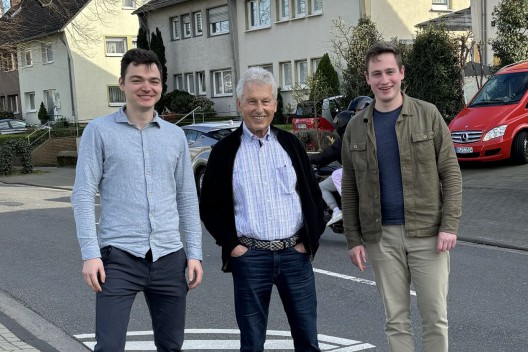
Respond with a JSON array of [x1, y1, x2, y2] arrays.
[[1, 0, 141, 124]]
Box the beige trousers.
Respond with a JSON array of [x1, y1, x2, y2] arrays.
[[365, 225, 450, 352]]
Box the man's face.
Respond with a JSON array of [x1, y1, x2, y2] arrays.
[[365, 53, 405, 107], [119, 63, 162, 112], [237, 82, 277, 138]]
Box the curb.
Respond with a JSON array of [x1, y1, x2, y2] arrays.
[[0, 290, 90, 352]]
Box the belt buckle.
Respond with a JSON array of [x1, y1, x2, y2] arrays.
[[270, 240, 284, 251]]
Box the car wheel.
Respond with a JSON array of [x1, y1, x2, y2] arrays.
[[196, 167, 206, 195], [510, 131, 528, 165]]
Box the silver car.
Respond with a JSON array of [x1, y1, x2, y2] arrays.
[[181, 120, 241, 194]]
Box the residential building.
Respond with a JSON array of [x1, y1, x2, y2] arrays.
[[135, 0, 238, 115], [136, 0, 472, 116], [0, 0, 142, 124], [470, 0, 499, 67], [365, 0, 470, 43]]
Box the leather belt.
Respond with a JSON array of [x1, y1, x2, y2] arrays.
[[238, 234, 299, 251]]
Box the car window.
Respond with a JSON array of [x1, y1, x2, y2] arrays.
[[0, 121, 9, 129], [208, 128, 235, 140], [470, 72, 528, 106], [185, 129, 201, 145]]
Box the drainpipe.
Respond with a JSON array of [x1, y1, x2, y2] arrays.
[[227, 0, 239, 116], [59, 32, 77, 125], [481, 0, 487, 66]]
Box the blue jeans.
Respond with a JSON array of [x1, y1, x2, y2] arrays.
[[231, 247, 320, 352]]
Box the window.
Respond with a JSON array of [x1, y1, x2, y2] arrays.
[[41, 43, 53, 63], [295, 60, 308, 86], [194, 12, 203, 36], [197, 72, 206, 95], [311, 0, 322, 14], [213, 69, 233, 96], [4, 53, 16, 72], [295, 0, 306, 17], [21, 48, 32, 67], [182, 14, 192, 38], [171, 17, 181, 40], [105, 37, 127, 56], [278, 0, 290, 20], [122, 0, 136, 8], [0, 96, 5, 111], [247, 0, 271, 29], [108, 86, 126, 106], [25, 92, 36, 111], [208, 6, 230, 36], [131, 39, 138, 48], [174, 74, 184, 90], [250, 64, 273, 74], [186, 73, 195, 94], [432, 0, 448, 10], [311, 57, 321, 73], [7, 95, 19, 113], [280, 62, 292, 89]]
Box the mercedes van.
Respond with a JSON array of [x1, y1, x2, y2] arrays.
[[449, 61, 528, 164]]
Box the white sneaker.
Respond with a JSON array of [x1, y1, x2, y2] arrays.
[[327, 208, 343, 226]]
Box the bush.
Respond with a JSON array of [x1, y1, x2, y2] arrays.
[[0, 138, 33, 175], [157, 90, 216, 117], [38, 102, 49, 124], [0, 111, 14, 119], [293, 129, 336, 152]]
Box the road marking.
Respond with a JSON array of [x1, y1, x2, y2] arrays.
[[74, 329, 376, 351], [313, 268, 417, 296]]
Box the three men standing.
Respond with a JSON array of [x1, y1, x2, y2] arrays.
[[341, 42, 462, 351]]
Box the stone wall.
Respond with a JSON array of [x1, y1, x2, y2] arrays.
[[32, 137, 77, 167]]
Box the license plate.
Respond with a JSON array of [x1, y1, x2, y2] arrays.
[[456, 147, 473, 154], [296, 123, 307, 129]]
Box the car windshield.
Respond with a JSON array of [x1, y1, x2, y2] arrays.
[[470, 72, 528, 107], [209, 128, 235, 140]]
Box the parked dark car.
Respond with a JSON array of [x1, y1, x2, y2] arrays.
[[182, 120, 241, 194], [0, 119, 28, 135]]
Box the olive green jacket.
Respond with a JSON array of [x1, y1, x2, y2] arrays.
[[341, 93, 462, 249]]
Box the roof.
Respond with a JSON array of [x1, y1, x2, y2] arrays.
[[416, 7, 471, 31], [133, 0, 192, 15], [0, 0, 90, 45]]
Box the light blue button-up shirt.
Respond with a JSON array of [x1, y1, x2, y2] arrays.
[[71, 107, 202, 262], [232, 123, 303, 241]]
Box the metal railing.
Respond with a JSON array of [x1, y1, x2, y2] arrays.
[[174, 107, 202, 125], [26, 121, 52, 146]]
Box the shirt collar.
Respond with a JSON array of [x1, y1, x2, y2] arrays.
[[242, 122, 271, 143], [115, 106, 161, 128]]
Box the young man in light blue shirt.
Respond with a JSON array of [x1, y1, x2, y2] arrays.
[[71, 48, 203, 352]]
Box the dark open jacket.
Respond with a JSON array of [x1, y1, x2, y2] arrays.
[[199, 125, 326, 272]]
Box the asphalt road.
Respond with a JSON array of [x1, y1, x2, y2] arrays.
[[0, 162, 527, 351]]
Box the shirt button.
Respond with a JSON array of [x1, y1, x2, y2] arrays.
[[375, 218, 379, 223], [373, 194, 379, 199], [423, 135, 427, 139], [353, 145, 358, 149]]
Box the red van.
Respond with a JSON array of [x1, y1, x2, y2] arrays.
[[449, 61, 528, 164]]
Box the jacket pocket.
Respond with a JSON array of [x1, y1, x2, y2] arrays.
[[349, 141, 367, 170], [411, 131, 436, 162]]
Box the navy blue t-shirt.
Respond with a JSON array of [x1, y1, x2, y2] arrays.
[[373, 107, 405, 225]]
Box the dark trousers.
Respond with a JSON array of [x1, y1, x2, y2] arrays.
[[231, 247, 320, 352], [94, 247, 188, 352]]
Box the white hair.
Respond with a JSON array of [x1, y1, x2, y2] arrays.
[[236, 67, 278, 99]]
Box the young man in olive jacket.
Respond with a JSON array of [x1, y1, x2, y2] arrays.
[[200, 67, 326, 352], [341, 42, 462, 352]]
